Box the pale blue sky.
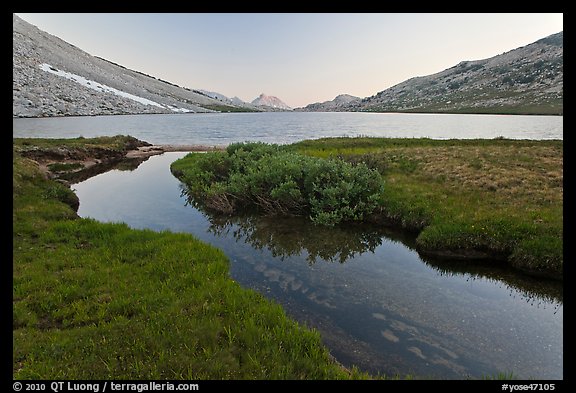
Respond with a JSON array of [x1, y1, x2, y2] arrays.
[[15, 13, 563, 108]]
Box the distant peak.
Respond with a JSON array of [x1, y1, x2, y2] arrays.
[[251, 93, 292, 110]]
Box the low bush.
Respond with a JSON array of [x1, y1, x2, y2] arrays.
[[171, 142, 384, 226]]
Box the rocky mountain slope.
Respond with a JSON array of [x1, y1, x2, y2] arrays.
[[13, 14, 261, 117], [302, 32, 563, 115], [196, 90, 263, 112], [251, 93, 292, 111], [297, 94, 361, 112]]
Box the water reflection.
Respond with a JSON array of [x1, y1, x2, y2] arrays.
[[422, 256, 563, 306], [63, 156, 151, 184], [204, 215, 385, 264], [181, 193, 563, 307]]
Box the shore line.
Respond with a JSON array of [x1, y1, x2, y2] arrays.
[[125, 144, 227, 158]]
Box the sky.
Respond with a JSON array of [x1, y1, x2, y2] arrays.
[[15, 13, 563, 108]]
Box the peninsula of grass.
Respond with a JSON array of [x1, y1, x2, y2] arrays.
[[13, 137, 367, 380], [13, 134, 150, 155], [172, 137, 562, 280]]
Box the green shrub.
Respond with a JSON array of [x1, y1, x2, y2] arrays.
[[171, 142, 384, 226]]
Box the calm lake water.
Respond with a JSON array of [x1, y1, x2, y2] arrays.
[[13, 112, 563, 379], [71, 152, 563, 380], [13, 112, 563, 145]]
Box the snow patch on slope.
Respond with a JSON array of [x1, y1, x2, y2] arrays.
[[39, 63, 193, 113]]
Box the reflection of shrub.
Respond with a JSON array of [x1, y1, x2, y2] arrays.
[[47, 162, 84, 172], [207, 215, 385, 264], [172, 142, 384, 226]]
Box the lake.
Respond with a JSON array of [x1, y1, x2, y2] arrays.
[[13, 112, 563, 145], [13, 112, 563, 379]]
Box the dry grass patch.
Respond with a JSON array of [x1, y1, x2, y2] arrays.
[[403, 145, 563, 205]]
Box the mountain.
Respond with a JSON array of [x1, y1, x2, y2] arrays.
[[230, 96, 249, 106], [197, 90, 262, 111], [12, 14, 261, 117], [305, 32, 563, 115], [297, 94, 361, 112], [251, 93, 292, 111]]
